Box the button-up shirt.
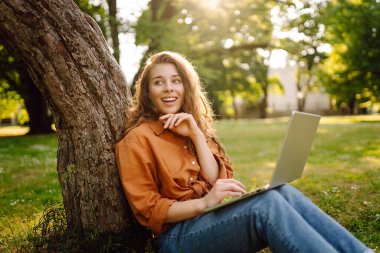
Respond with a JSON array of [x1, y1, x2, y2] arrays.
[[115, 120, 233, 234]]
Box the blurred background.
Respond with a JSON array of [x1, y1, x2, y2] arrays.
[[1, 0, 379, 135], [1, 2, 379, 251]]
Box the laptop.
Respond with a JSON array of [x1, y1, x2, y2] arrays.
[[204, 111, 321, 213]]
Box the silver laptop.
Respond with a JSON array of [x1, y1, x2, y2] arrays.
[[204, 111, 321, 213]]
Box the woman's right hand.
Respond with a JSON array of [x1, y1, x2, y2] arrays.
[[201, 178, 247, 209], [166, 179, 247, 223]]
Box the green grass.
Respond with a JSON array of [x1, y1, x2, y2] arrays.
[[215, 115, 380, 251], [0, 115, 379, 252], [0, 134, 61, 252]]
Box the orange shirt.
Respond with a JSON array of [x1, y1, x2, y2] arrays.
[[115, 120, 233, 234]]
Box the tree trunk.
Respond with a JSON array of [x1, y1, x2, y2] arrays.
[[0, 0, 131, 234], [348, 98, 357, 115], [18, 68, 54, 135], [0, 48, 54, 134], [107, 0, 120, 63], [131, 0, 178, 89], [258, 82, 268, 119], [23, 81, 54, 135]]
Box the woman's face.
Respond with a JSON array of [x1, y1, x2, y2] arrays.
[[148, 63, 185, 115]]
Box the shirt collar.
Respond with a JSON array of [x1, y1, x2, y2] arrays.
[[148, 119, 166, 136]]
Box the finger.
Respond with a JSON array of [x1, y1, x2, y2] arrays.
[[173, 114, 189, 127], [226, 184, 247, 194], [164, 114, 175, 129], [159, 114, 171, 125], [219, 178, 246, 190], [225, 191, 245, 198], [159, 114, 172, 121], [217, 178, 246, 190], [225, 181, 247, 193], [215, 182, 247, 195], [177, 114, 197, 128], [217, 191, 244, 203], [169, 114, 184, 129]]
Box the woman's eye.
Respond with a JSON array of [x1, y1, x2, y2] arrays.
[[154, 80, 163, 85], [173, 79, 182, 84]]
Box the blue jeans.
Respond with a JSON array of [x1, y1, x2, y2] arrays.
[[159, 185, 372, 253]]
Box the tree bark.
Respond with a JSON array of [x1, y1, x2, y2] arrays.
[[107, 0, 120, 63], [0, 0, 131, 234]]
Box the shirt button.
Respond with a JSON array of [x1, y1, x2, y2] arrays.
[[191, 161, 196, 165]]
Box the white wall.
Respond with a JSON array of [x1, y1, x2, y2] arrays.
[[268, 66, 330, 114]]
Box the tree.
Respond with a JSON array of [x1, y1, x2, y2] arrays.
[[0, 82, 28, 125], [107, 0, 121, 63], [194, 0, 278, 118], [319, 0, 380, 113], [0, 0, 136, 246], [0, 0, 110, 134], [0, 44, 54, 134], [248, 49, 283, 118], [134, 0, 275, 118], [278, 0, 328, 112], [132, 0, 178, 87]]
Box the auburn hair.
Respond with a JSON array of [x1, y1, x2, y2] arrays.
[[124, 51, 227, 156]]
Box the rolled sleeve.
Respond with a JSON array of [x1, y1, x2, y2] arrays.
[[116, 136, 176, 234], [148, 198, 176, 233]]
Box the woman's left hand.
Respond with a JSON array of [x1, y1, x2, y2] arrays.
[[159, 113, 202, 140]]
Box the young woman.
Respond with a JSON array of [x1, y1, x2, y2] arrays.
[[116, 51, 373, 253]]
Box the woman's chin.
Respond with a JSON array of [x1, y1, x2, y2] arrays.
[[159, 108, 182, 115]]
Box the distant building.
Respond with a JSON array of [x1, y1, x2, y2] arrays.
[[267, 66, 330, 116]]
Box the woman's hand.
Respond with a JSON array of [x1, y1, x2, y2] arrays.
[[201, 179, 247, 209], [160, 113, 219, 183], [159, 113, 201, 140]]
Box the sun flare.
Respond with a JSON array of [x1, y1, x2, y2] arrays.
[[203, 0, 220, 9]]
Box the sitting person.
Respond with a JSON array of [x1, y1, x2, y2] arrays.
[[116, 51, 373, 253]]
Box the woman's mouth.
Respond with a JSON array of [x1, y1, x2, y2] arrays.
[[161, 97, 177, 103]]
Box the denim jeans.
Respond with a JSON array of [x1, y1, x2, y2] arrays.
[[159, 185, 373, 253]]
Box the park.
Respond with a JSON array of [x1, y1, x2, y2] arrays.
[[0, 0, 379, 252]]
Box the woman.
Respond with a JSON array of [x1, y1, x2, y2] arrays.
[[116, 51, 372, 253]]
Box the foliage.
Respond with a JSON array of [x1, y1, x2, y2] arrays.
[[74, 0, 108, 36], [0, 0, 109, 131], [30, 202, 67, 252], [0, 46, 25, 124], [1, 115, 379, 251], [134, 0, 380, 116], [318, 0, 380, 112], [29, 202, 156, 253], [277, 0, 328, 111], [134, 0, 278, 117], [0, 80, 29, 125]]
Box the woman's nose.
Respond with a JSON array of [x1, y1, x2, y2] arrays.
[[164, 82, 174, 91]]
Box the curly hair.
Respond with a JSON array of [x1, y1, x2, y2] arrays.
[[123, 51, 227, 156]]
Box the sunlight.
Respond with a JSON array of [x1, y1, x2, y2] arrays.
[[318, 43, 332, 54], [0, 126, 29, 136], [205, 0, 220, 9], [223, 38, 234, 49], [270, 49, 287, 68]]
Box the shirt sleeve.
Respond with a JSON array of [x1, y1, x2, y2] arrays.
[[115, 136, 176, 234]]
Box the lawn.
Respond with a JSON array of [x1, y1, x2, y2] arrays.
[[0, 115, 379, 252]]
